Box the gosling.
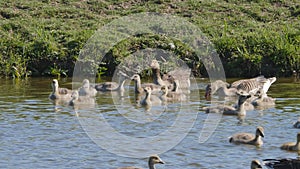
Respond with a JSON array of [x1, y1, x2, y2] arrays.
[[118, 154, 164, 169], [229, 126, 264, 146], [280, 132, 300, 151], [49, 79, 72, 100]]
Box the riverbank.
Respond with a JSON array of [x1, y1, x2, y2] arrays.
[[0, 0, 299, 78]]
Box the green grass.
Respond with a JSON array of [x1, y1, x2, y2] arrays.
[[0, 0, 299, 78]]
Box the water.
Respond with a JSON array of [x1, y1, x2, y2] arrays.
[[0, 77, 299, 169]]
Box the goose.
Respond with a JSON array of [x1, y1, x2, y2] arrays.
[[204, 93, 251, 116], [49, 79, 73, 100], [205, 80, 237, 99], [150, 60, 173, 88], [236, 76, 276, 96], [280, 132, 300, 151], [160, 85, 186, 102], [229, 126, 264, 146], [205, 76, 275, 99], [263, 158, 300, 169], [251, 160, 262, 169], [140, 87, 162, 106], [69, 90, 95, 107], [131, 74, 161, 94], [162, 67, 191, 89], [78, 79, 97, 97], [95, 72, 128, 92], [118, 155, 165, 169], [252, 89, 276, 107]]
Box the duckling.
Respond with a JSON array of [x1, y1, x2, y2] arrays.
[[251, 160, 262, 169], [131, 74, 161, 94], [78, 79, 97, 97], [118, 154, 165, 169], [49, 79, 72, 100], [229, 126, 264, 146], [280, 132, 300, 151], [204, 94, 251, 116], [140, 87, 161, 106]]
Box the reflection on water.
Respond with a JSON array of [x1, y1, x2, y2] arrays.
[[0, 77, 299, 168]]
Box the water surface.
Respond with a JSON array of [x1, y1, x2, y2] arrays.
[[0, 77, 300, 169]]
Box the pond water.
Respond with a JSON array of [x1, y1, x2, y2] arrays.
[[0, 77, 300, 169]]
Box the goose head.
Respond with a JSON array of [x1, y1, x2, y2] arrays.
[[251, 160, 262, 169], [150, 60, 160, 69], [144, 87, 152, 94], [160, 85, 168, 95], [52, 79, 59, 91], [237, 94, 251, 106], [71, 90, 79, 100], [256, 126, 264, 138], [82, 79, 90, 88], [148, 154, 165, 166], [131, 74, 140, 81]]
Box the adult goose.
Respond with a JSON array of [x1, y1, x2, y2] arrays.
[[280, 132, 300, 152], [78, 79, 97, 97], [251, 160, 263, 169], [205, 76, 275, 99], [204, 93, 251, 116], [263, 158, 300, 169], [150, 60, 173, 87], [49, 79, 72, 100], [118, 155, 165, 169], [229, 126, 264, 146]]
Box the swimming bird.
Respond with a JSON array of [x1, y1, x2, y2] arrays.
[[150, 60, 173, 87], [78, 79, 97, 97], [118, 154, 165, 169], [204, 93, 251, 116], [95, 72, 129, 92], [205, 76, 275, 99], [49, 79, 72, 100], [263, 158, 300, 169], [140, 87, 162, 106], [205, 80, 237, 99], [251, 160, 262, 169], [252, 89, 276, 108], [229, 126, 264, 146], [69, 90, 95, 108], [280, 132, 300, 151], [160, 85, 186, 102], [131, 74, 161, 94]]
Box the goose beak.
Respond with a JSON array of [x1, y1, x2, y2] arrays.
[[159, 160, 165, 164], [260, 131, 265, 137]]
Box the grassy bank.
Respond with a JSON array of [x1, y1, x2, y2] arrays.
[[0, 0, 299, 78]]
